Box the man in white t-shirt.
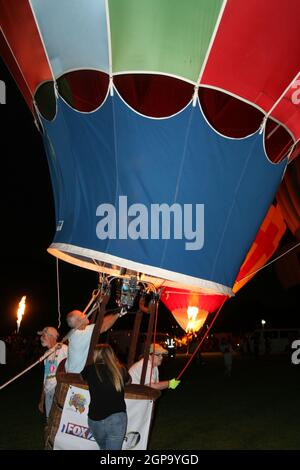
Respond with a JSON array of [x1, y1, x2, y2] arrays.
[[38, 326, 68, 418], [129, 343, 180, 391], [65, 310, 120, 373]]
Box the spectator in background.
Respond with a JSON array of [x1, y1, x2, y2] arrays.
[[189, 333, 205, 365], [220, 337, 234, 377]]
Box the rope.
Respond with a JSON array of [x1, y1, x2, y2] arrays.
[[163, 242, 300, 298], [0, 289, 101, 391], [176, 296, 228, 381], [149, 300, 159, 386], [237, 242, 300, 283], [56, 258, 61, 329]]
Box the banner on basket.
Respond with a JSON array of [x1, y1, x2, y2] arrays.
[[53, 385, 153, 450]]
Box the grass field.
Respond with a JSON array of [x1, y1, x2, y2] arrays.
[[0, 353, 299, 450]]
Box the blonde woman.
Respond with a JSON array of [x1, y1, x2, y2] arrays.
[[81, 344, 131, 450]]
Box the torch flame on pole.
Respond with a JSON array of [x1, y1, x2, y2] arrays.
[[16, 296, 26, 333]]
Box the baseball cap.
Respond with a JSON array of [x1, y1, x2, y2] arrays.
[[150, 343, 168, 355], [37, 326, 59, 339]]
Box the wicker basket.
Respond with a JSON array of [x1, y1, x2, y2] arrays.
[[44, 372, 160, 449]]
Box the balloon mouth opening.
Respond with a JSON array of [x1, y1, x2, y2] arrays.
[[48, 243, 233, 297]]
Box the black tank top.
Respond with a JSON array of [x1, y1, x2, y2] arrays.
[[81, 363, 130, 420]]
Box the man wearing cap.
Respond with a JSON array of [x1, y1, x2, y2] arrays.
[[65, 309, 121, 374], [38, 327, 68, 418], [129, 343, 180, 390]]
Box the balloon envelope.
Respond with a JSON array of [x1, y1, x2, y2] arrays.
[[1, 0, 298, 296]]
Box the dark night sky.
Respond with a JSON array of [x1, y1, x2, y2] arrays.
[[0, 58, 299, 338]]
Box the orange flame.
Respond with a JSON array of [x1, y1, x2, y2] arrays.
[[186, 306, 199, 332], [16, 296, 26, 333], [186, 306, 209, 333]]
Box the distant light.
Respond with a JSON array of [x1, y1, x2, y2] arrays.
[[261, 319, 266, 326]]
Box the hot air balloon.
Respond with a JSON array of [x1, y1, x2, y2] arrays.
[[1, 0, 300, 452], [1, 0, 300, 302], [1, 0, 298, 299]]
